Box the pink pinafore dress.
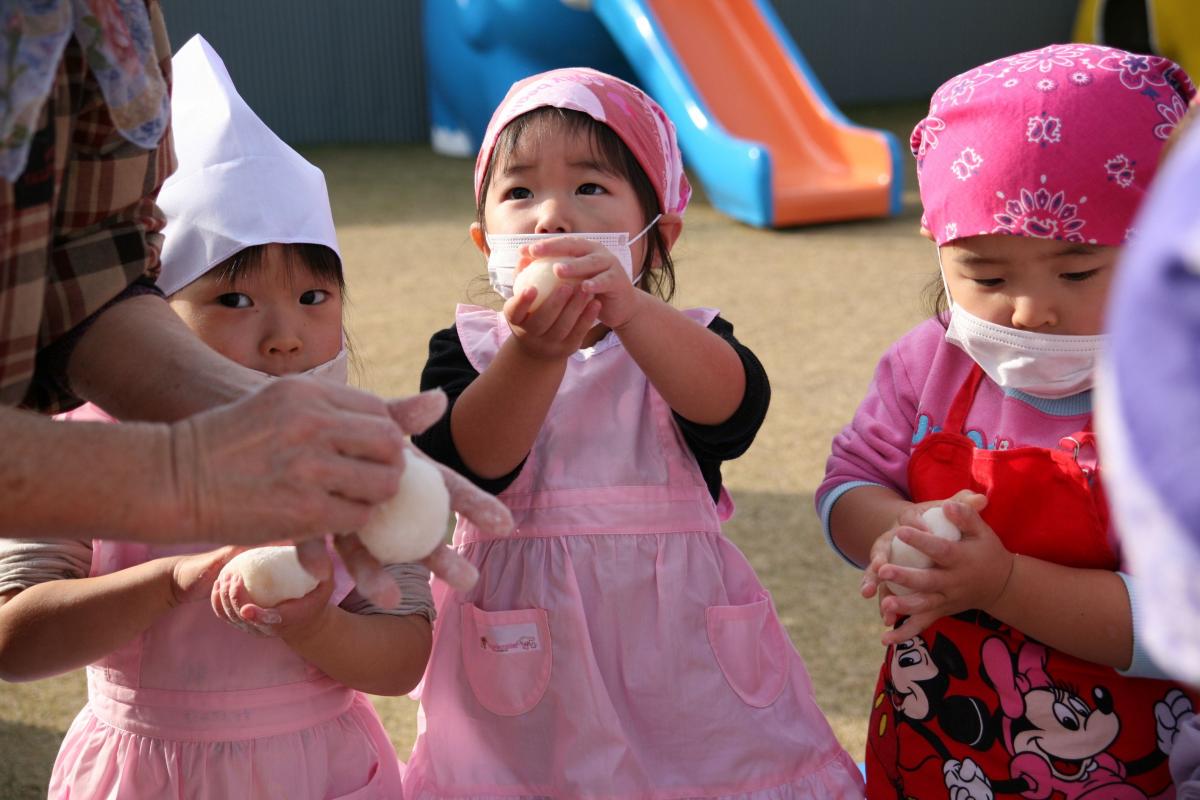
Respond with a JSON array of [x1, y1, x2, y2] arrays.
[[48, 406, 405, 799], [402, 305, 863, 799]]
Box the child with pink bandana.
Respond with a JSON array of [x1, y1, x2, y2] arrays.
[[406, 68, 864, 798], [819, 45, 1198, 798]]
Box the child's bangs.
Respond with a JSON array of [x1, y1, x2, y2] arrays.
[[215, 243, 345, 291], [491, 107, 631, 182]]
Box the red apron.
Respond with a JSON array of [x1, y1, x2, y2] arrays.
[[866, 365, 1194, 800]]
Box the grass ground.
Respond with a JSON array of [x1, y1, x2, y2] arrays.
[[0, 103, 934, 799]]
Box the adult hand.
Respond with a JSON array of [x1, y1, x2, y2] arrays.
[[170, 377, 410, 545], [293, 449, 513, 607], [174, 382, 512, 606], [291, 393, 515, 606]]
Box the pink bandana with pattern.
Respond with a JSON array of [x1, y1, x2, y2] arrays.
[[913, 44, 1195, 246], [474, 67, 690, 216]]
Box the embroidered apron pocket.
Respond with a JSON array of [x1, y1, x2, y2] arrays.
[[460, 604, 553, 716], [706, 591, 789, 708]]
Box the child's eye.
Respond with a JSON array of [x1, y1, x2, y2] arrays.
[[217, 292, 252, 308], [1062, 268, 1101, 282], [578, 183, 606, 196], [506, 187, 532, 200], [970, 278, 1004, 287], [300, 289, 331, 306]]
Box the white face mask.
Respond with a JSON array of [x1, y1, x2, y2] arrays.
[[938, 248, 1106, 399], [248, 345, 349, 385], [485, 215, 661, 299]]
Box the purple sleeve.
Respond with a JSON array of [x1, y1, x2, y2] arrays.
[[816, 328, 933, 563]]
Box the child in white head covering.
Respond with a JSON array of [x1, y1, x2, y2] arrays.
[[157, 33, 348, 383], [0, 36, 430, 799]]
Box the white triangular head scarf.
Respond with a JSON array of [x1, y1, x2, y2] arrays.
[[156, 35, 340, 296]]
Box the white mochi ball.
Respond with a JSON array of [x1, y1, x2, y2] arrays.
[[223, 546, 319, 608], [357, 453, 451, 564], [886, 506, 962, 596], [512, 258, 578, 311]]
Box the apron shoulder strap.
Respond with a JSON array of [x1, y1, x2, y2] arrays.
[[945, 363, 986, 433]]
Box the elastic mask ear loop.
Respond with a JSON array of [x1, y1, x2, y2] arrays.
[[627, 213, 663, 286], [935, 244, 956, 311]]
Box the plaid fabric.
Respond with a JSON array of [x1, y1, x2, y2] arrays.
[[0, 0, 175, 413]]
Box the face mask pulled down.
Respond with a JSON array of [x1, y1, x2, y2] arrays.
[[485, 216, 660, 299], [937, 248, 1106, 399], [248, 346, 349, 385]]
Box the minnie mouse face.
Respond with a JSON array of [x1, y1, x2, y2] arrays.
[[1010, 685, 1118, 781]]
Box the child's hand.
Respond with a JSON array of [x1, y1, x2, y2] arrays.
[[167, 545, 244, 607], [860, 490, 986, 601], [503, 241, 601, 360], [210, 562, 334, 641], [524, 237, 643, 330], [876, 494, 1014, 645]]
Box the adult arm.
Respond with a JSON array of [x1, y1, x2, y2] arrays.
[[66, 293, 265, 422], [0, 380, 407, 544]]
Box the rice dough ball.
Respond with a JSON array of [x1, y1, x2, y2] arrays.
[[887, 506, 962, 596], [357, 453, 451, 564], [512, 258, 579, 311], [223, 546, 318, 608]]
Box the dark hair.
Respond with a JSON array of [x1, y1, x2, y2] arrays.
[[476, 106, 677, 302], [923, 272, 950, 328], [213, 243, 344, 292]]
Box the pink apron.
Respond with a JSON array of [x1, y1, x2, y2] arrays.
[[48, 405, 404, 799], [402, 306, 864, 799]]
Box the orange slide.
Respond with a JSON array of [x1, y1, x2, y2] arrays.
[[595, 0, 901, 227]]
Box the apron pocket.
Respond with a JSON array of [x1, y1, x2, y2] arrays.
[[706, 591, 789, 708], [460, 604, 552, 716], [331, 762, 384, 800]]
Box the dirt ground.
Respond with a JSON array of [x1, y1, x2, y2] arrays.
[[0, 104, 936, 799]]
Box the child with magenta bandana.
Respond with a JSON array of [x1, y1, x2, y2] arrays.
[[819, 45, 1198, 798]]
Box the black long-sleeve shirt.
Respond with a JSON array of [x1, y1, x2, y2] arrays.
[[412, 315, 770, 503]]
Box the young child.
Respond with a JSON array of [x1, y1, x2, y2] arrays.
[[0, 37, 431, 799], [818, 44, 1198, 798], [405, 68, 864, 798]]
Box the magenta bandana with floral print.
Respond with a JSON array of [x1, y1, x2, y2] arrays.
[[912, 44, 1195, 246], [474, 67, 690, 216]]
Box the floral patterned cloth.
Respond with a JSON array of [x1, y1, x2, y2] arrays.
[[0, 0, 173, 410], [0, 0, 168, 182], [474, 67, 691, 216], [912, 44, 1195, 246]]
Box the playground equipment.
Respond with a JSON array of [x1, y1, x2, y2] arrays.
[[1074, 0, 1200, 81], [423, 0, 901, 228]]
